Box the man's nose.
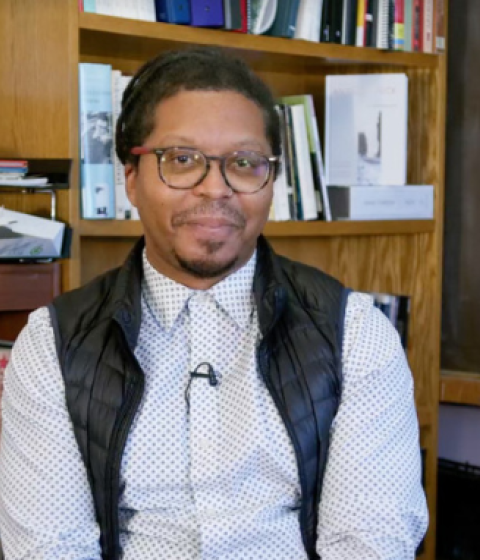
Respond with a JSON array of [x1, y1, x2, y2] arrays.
[[193, 160, 233, 199]]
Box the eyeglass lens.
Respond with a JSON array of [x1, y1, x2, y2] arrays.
[[158, 148, 270, 192]]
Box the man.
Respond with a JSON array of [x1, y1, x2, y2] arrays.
[[0, 47, 427, 559]]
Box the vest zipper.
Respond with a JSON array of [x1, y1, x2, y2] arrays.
[[256, 342, 311, 557], [105, 366, 145, 559]]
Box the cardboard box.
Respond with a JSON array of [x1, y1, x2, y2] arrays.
[[0, 208, 65, 259]]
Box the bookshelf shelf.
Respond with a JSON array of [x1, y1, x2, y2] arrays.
[[79, 12, 440, 70], [79, 219, 435, 238], [440, 370, 480, 407]]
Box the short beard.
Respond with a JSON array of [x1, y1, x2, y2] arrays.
[[175, 243, 238, 279]]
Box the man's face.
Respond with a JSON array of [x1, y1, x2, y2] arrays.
[[126, 89, 274, 288]]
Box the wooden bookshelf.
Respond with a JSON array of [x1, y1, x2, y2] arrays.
[[440, 370, 480, 407], [0, 1, 448, 558], [79, 219, 435, 238]]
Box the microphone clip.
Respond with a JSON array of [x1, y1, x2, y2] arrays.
[[185, 362, 219, 411]]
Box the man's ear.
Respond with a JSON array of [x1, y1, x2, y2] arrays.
[[125, 163, 138, 207]]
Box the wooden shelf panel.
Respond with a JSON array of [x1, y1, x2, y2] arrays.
[[79, 12, 439, 70], [417, 406, 433, 428], [79, 219, 435, 238], [440, 370, 480, 407]]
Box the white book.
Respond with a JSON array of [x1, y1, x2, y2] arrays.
[[423, 0, 434, 53], [294, 0, 322, 41], [271, 107, 291, 221], [289, 105, 318, 221], [327, 185, 434, 220], [138, 0, 157, 22], [325, 73, 408, 187], [376, 0, 389, 49], [112, 72, 133, 220], [117, 0, 139, 19]]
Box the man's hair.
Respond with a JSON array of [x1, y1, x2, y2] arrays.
[[115, 46, 281, 165]]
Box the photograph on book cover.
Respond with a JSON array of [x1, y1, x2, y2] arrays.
[[357, 108, 383, 184], [80, 111, 114, 165]]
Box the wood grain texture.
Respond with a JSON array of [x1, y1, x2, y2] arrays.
[[78, 219, 435, 238], [440, 370, 480, 406]]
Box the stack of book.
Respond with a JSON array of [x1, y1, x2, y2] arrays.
[[79, 64, 138, 220], [79, 0, 445, 54], [0, 160, 28, 182], [324, 73, 434, 221]]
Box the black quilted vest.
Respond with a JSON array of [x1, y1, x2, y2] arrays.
[[49, 236, 348, 560]]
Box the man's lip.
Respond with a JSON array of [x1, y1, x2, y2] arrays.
[[182, 217, 239, 228]]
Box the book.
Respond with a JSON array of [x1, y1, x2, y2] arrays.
[[112, 71, 133, 220], [250, 0, 277, 34], [327, 184, 434, 220], [375, 0, 389, 49], [330, 0, 344, 43], [422, 0, 434, 52], [294, 0, 323, 41], [277, 104, 297, 220], [155, 0, 191, 24], [394, 0, 405, 50], [436, 0, 445, 51], [325, 73, 408, 187], [271, 106, 292, 221], [342, 0, 358, 45], [266, 0, 300, 38], [79, 63, 116, 219], [356, 0, 366, 45], [280, 94, 330, 220], [190, 0, 224, 26], [412, 0, 423, 51], [223, 0, 243, 30], [404, 0, 413, 50], [288, 105, 318, 221]]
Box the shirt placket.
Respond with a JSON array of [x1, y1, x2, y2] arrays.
[[187, 292, 221, 559]]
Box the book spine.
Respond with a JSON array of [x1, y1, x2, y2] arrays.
[[404, 0, 413, 50], [289, 105, 318, 221], [412, 0, 423, 51], [394, 0, 405, 50], [272, 105, 293, 221], [83, 0, 96, 12], [356, 0, 366, 46], [327, 185, 434, 220], [435, 0, 445, 51], [364, 0, 374, 46], [79, 63, 116, 220], [422, 0, 434, 52], [112, 71, 132, 220]]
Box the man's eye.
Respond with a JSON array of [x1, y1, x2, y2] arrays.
[[235, 158, 253, 168]]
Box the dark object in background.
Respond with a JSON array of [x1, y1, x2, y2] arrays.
[[436, 459, 480, 560]]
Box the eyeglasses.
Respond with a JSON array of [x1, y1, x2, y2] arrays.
[[130, 146, 279, 194]]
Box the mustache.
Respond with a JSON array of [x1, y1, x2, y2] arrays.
[[172, 201, 246, 227]]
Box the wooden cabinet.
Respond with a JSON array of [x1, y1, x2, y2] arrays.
[[0, 2, 448, 558]]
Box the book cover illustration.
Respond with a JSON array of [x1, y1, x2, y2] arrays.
[[325, 73, 408, 187], [79, 63, 116, 219]]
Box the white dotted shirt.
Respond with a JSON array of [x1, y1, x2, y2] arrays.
[[0, 251, 428, 559]]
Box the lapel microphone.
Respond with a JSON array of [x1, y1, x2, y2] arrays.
[[185, 362, 219, 411]]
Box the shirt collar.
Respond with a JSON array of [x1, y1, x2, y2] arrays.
[[142, 250, 257, 333]]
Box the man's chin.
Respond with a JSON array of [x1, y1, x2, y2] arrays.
[[175, 253, 239, 279]]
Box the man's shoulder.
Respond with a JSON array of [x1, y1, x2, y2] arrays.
[[274, 253, 346, 311]]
